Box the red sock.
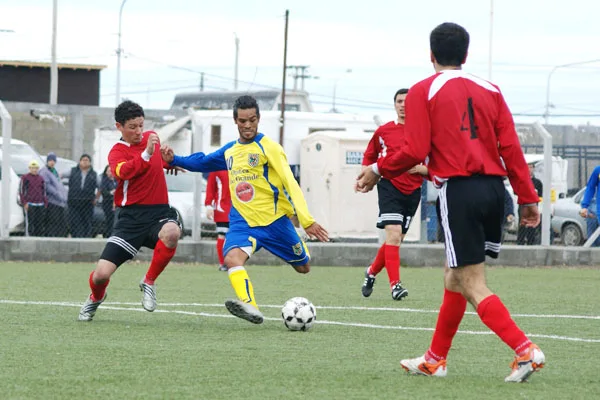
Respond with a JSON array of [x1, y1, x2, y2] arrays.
[[144, 240, 176, 285], [425, 289, 467, 362], [216, 237, 225, 265], [368, 244, 386, 275], [89, 271, 109, 302], [477, 294, 532, 355], [384, 244, 400, 287]]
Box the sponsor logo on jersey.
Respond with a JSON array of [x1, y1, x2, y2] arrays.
[[248, 153, 259, 168], [235, 182, 255, 203], [292, 242, 303, 256]]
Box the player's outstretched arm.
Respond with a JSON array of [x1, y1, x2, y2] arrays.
[[161, 143, 230, 173], [304, 222, 329, 242]]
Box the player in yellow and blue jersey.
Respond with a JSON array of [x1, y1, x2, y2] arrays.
[[161, 95, 329, 324]]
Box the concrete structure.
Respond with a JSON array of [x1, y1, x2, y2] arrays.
[[1, 238, 599, 266]]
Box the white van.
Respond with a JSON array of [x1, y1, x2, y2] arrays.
[[0, 138, 45, 235]]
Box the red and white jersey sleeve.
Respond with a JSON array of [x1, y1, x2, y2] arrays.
[[377, 70, 538, 204], [204, 170, 231, 222], [363, 122, 423, 195], [109, 131, 169, 207]]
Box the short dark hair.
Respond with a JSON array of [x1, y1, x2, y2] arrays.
[[115, 100, 145, 125], [233, 95, 260, 119], [430, 22, 470, 67], [80, 153, 92, 162], [394, 88, 409, 102]]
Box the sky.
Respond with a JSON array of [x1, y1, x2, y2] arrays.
[[1, 0, 599, 126]]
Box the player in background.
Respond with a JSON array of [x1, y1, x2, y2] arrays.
[[359, 88, 427, 300], [79, 100, 182, 321], [205, 170, 232, 271], [356, 22, 545, 383], [161, 95, 329, 324]]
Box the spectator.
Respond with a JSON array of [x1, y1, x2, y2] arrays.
[[68, 154, 98, 237], [97, 165, 117, 238], [580, 165, 600, 246], [39, 152, 68, 237], [19, 160, 47, 236], [517, 163, 542, 245]]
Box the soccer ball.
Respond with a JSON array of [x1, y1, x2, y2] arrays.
[[281, 297, 316, 331]]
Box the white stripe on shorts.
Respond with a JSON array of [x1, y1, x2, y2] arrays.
[[439, 184, 458, 267], [107, 236, 138, 257]]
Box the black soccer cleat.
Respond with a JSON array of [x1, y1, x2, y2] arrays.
[[362, 268, 376, 297], [391, 282, 408, 300]]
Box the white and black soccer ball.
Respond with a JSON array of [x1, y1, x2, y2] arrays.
[[281, 297, 316, 331]]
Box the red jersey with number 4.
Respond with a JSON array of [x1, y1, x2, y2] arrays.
[[109, 131, 170, 207], [377, 70, 539, 205], [362, 121, 423, 195], [204, 170, 231, 223]]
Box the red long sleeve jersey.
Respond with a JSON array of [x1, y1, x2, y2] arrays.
[[377, 70, 539, 205], [109, 131, 169, 207], [362, 121, 423, 195], [204, 170, 231, 223]]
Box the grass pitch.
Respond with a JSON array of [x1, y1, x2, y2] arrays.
[[1, 261, 599, 399]]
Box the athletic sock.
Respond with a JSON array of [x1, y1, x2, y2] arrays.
[[368, 244, 387, 275], [384, 244, 400, 287], [228, 266, 258, 308], [216, 237, 225, 265], [89, 270, 109, 302], [425, 289, 467, 363], [477, 294, 532, 355], [144, 240, 176, 285]]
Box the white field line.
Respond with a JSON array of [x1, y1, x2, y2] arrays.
[[1, 299, 600, 344]]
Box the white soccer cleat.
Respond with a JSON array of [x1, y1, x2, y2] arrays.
[[225, 299, 264, 324], [139, 279, 157, 312], [505, 344, 545, 383], [400, 355, 448, 377], [78, 293, 106, 321]]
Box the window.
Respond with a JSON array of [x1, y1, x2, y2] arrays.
[[308, 127, 344, 134], [211, 125, 221, 147], [277, 104, 301, 111]]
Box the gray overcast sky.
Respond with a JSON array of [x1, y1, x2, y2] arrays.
[[1, 0, 599, 125]]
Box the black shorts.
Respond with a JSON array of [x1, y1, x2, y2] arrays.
[[436, 175, 504, 267], [376, 179, 421, 233], [100, 204, 181, 267], [216, 221, 229, 235]]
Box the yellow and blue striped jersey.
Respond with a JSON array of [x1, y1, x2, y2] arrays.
[[171, 133, 315, 229]]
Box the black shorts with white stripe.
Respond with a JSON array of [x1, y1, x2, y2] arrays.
[[100, 204, 181, 267], [216, 221, 229, 235], [436, 175, 504, 268], [376, 178, 421, 233]]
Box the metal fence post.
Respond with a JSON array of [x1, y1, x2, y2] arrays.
[[0, 101, 13, 239]]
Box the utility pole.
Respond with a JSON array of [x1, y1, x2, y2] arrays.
[[287, 65, 315, 90], [116, 0, 128, 106], [234, 33, 240, 90], [279, 10, 289, 146], [200, 72, 204, 91], [50, 0, 58, 105], [488, 0, 494, 80]]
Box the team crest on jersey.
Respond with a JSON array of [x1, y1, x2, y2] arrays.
[[226, 156, 234, 170], [248, 153, 260, 168], [292, 242, 303, 256], [235, 182, 255, 203]]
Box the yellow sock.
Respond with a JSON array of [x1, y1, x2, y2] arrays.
[[227, 266, 258, 309]]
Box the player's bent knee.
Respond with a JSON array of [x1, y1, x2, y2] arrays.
[[159, 222, 181, 247], [294, 263, 310, 274], [94, 259, 117, 282], [385, 225, 403, 245], [224, 248, 248, 268]]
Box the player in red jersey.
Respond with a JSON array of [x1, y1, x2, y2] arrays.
[[205, 170, 232, 271], [357, 23, 545, 383], [79, 100, 182, 321], [359, 88, 427, 300]]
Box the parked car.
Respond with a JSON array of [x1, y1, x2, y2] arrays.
[[0, 137, 45, 177], [551, 188, 589, 246], [164, 171, 212, 237], [0, 153, 25, 235]]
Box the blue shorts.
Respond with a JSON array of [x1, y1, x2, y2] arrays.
[[223, 216, 310, 267]]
